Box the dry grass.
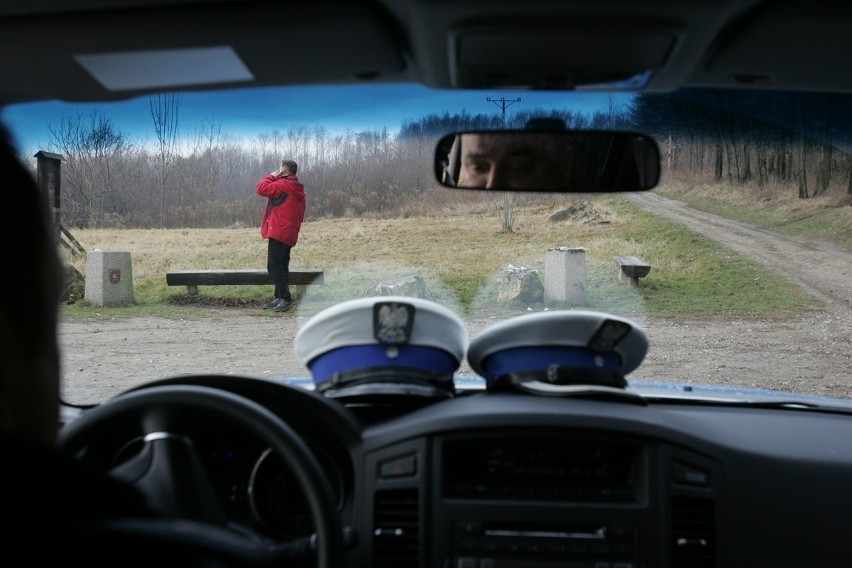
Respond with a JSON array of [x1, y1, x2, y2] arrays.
[[658, 179, 852, 250], [62, 193, 818, 320], [65, 195, 599, 303]]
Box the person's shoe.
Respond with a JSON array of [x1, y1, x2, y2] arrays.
[[262, 298, 281, 309], [273, 299, 293, 312]]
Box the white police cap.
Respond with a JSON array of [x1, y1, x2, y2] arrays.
[[466, 310, 648, 392], [294, 296, 468, 398]]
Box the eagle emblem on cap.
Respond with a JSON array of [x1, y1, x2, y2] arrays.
[[373, 302, 415, 345]]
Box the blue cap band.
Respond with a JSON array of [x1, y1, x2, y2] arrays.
[[482, 346, 621, 384], [310, 344, 459, 385]]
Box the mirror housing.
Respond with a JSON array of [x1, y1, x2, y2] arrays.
[[435, 130, 660, 192]]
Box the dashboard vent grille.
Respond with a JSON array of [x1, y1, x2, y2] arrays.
[[671, 496, 716, 567], [373, 488, 420, 568]]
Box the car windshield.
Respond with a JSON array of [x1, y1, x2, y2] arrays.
[[2, 83, 850, 406]]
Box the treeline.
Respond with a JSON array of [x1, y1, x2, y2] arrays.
[[631, 89, 852, 197], [27, 90, 852, 229]]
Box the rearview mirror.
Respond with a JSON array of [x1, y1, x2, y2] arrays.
[[434, 130, 660, 192]]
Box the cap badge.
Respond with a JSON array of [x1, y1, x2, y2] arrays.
[[588, 319, 631, 352], [373, 302, 415, 345]]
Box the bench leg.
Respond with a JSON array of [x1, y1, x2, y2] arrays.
[[187, 284, 198, 295], [295, 284, 306, 298], [617, 268, 640, 287]]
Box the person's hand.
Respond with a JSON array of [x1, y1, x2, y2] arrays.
[[271, 168, 285, 178]]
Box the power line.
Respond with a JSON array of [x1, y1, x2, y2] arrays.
[[486, 96, 521, 124]]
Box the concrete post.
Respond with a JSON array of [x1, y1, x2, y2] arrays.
[[544, 247, 587, 305], [85, 251, 135, 306]]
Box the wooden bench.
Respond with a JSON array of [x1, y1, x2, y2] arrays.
[[166, 268, 324, 296], [614, 256, 651, 287]]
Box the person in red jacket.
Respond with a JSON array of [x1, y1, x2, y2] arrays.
[[255, 159, 306, 312]]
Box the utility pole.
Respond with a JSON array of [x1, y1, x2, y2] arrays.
[[487, 96, 521, 125], [485, 97, 522, 234]]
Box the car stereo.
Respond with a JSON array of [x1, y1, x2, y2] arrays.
[[452, 520, 638, 568], [442, 436, 640, 503]]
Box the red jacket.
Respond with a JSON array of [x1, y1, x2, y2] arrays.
[[256, 174, 305, 246]]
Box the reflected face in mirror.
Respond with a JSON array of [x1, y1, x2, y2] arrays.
[[458, 133, 567, 190], [436, 130, 660, 192]]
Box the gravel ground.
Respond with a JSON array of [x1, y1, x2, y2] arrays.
[[59, 193, 852, 404], [622, 192, 852, 397]]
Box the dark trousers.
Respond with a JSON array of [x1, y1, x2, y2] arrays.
[[267, 238, 292, 301]]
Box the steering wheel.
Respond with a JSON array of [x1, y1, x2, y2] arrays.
[[56, 383, 345, 567]]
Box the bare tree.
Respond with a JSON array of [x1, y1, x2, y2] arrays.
[[499, 193, 517, 233], [48, 110, 131, 228], [150, 93, 180, 226], [487, 97, 520, 232], [198, 115, 223, 198], [270, 129, 284, 161]]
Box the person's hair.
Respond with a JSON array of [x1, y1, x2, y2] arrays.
[[280, 159, 298, 174], [0, 124, 60, 354]]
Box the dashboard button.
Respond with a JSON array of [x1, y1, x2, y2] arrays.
[[672, 462, 710, 486], [379, 454, 417, 478]]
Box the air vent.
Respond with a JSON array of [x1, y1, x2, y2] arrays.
[[373, 488, 420, 568], [671, 496, 716, 567]]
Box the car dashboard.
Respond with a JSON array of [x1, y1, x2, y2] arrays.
[[66, 374, 852, 568]]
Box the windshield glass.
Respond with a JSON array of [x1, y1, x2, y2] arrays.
[[3, 84, 850, 406]]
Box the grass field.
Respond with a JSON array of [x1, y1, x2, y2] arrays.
[[60, 192, 821, 322], [658, 181, 852, 251]]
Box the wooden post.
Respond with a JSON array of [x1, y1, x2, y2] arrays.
[[34, 150, 64, 244], [34, 151, 85, 255]]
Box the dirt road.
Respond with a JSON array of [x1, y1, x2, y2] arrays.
[[625, 192, 852, 305], [59, 194, 852, 404]]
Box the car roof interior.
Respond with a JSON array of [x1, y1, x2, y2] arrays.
[[0, 0, 849, 107]]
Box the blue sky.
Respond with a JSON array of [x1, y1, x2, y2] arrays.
[[2, 83, 632, 153]]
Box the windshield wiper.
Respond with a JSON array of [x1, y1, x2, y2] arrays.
[[720, 398, 852, 413], [641, 393, 852, 415]]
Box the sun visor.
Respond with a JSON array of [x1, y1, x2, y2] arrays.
[[0, 1, 407, 103], [695, 0, 852, 91]]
